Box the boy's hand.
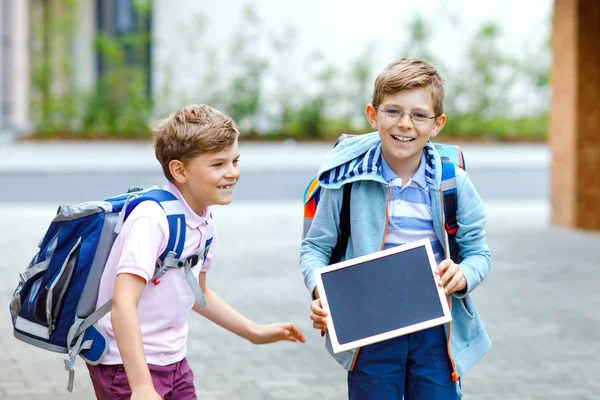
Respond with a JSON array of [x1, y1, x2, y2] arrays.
[[132, 385, 162, 400], [249, 323, 305, 345], [436, 259, 467, 295], [310, 298, 328, 333]]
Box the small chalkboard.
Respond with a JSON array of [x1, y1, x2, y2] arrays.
[[314, 238, 452, 353]]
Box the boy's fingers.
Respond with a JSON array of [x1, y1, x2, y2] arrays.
[[310, 298, 328, 331], [439, 263, 457, 286], [310, 306, 327, 317], [445, 274, 465, 295], [435, 260, 452, 275], [310, 309, 327, 322], [313, 321, 327, 331], [289, 324, 306, 342], [310, 300, 328, 317]]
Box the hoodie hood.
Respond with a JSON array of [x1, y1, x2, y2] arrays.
[[318, 132, 443, 189]]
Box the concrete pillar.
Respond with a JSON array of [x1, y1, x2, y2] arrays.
[[1, 0, 9, 128], [550, 0, 600, 230], [73, 0, 96, 92], [11, 0, 29, 129]]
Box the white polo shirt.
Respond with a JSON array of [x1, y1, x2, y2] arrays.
[[381, 152, 444, 266]]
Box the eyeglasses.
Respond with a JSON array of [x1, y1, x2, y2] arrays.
[[375, 106, 438, 125]]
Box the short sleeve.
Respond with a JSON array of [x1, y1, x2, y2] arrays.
[[114, 201, 169, 282]]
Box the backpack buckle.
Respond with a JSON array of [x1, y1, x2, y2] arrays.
[[445, 222, 458, 235], [187, 254, 199, 268]]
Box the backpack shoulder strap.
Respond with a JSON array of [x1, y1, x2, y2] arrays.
[[329, 182, 352, 265], [304, 177, 321, 205], [440, 161, 460, 264], [124, 189, 187, 260], [302, 178, 321, 240], [126, 189, 207, 307]]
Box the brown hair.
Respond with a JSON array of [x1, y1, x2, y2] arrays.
[[372, 58, 446, 116], [154, 104, 239, 183]]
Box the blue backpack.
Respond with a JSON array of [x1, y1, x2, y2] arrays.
[[9, 187, 209, 392], [302, 134, 466, 267]]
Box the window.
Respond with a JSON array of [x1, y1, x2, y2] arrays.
[[95, 0, 152, 98]]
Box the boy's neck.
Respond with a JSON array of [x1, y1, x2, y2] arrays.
[[383, 152, 422, 184], [173, 182, 207, 217]]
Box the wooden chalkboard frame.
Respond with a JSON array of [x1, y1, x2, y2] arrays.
[[314, 238, 452, 353]]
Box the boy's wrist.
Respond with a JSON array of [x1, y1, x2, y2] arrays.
[[245, 321, 261, 344]]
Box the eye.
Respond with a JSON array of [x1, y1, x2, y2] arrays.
[[385, 109, 402, 116], [412, 113, 429, 121], [233, 158, 240, 165], [212, 162, 223, 167]]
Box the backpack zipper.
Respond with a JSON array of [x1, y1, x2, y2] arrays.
[[47, 238, 81, 334]]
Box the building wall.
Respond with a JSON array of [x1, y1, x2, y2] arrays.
[[550, 0, 600, 230]]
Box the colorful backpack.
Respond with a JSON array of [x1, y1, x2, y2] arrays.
[[9, 187, 210, 392], [302, 134, 466, 265]]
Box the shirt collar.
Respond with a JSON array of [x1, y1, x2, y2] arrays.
[[380, 151, 427, 189], [163, 181, 207, 229]]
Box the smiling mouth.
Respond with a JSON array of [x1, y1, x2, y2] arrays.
[[217, 184, 235, 189], [392, 135, 415, 143]]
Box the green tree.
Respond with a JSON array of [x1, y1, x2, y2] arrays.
[[464, 23, 512, 120], [269, 24, 301, 131], [399, 15, 438, 65], [82, 0, 152, 136], [29, 0, 80, 134], [225, 4, 269, 133], [345, 44, 373, 130], [29, 0, 153, 139]]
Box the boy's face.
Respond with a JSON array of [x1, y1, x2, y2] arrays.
[[171, 139, 240, 213], [366, 88, 446, 172]]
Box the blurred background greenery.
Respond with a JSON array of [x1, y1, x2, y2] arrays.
[[24, 0, 551, 142]]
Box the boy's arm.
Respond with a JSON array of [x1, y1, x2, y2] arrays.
[[453, 171, 492, 298], [300, 187, 344, 298], [111, 273, 160, 398], [107, 201, 168, 398], [193, 272, 305, 344]]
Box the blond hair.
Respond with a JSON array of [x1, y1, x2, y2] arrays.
[[372, 58, 446, 116], [154, 104, 239, 183]]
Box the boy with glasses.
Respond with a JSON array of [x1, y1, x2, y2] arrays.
[[300, 58, 491, 399]]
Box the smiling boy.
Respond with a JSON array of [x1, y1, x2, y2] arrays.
[[88, 104, 305, 400], [300, 58, 491, 399]]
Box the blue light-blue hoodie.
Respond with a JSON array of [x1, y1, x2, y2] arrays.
[[299, 132, 491, 378]]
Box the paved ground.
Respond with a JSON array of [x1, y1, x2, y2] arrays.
[[1, 200, 599, 399]]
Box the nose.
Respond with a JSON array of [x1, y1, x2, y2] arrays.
[[397, 113, 413, 128], [225, 162, 240, 180]]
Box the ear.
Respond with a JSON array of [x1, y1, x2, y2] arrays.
[[168, 160, 187, 184], [365, 104, 378, 130], [430, 114, 447, 138]]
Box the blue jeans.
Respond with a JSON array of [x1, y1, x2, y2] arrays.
[[348, 325, 459, 400]]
